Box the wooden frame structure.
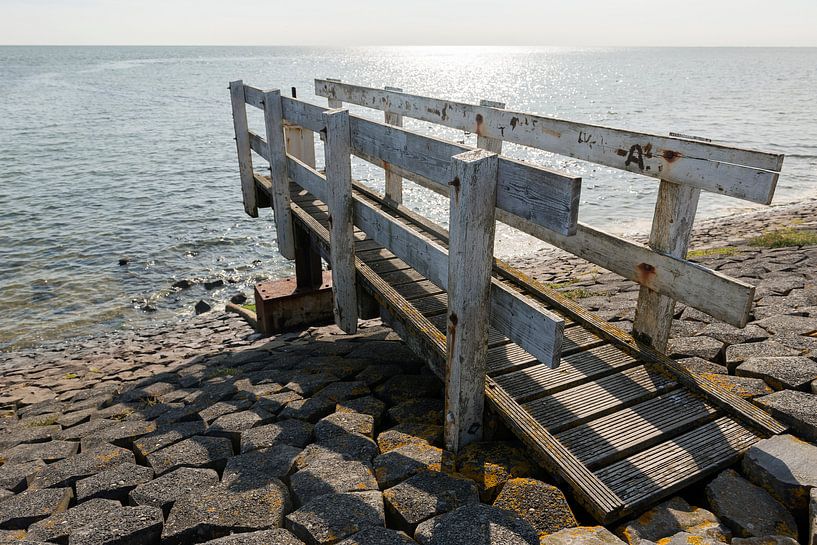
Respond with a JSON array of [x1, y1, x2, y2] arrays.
[[229, 79, 786, 522]]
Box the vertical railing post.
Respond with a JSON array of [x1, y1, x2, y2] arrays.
[[326, 78, 343, 108], [229, 80, 259, 218], [444, 149, 499, 453], [323, 108, 358, 334], [633, 180, 701, 351], [477, 99, 505, 153], [261, 89, 295, 260], [383, 86, 404, 205]]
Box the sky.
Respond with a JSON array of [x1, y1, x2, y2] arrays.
[[1, 0, 816, 46]]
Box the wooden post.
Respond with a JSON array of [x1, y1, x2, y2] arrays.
[[326, 78, 343, 108], [444, 149, 499, 452], [229, 80, 258, 218], [323, 108, 358, 333], [384, 86, 404, 205], [477, 99, 505, 153], [633, 180, 701, 352], [294, 224, 323, 290], [261, 89, 295, 260]]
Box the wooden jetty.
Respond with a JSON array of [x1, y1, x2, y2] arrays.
[[229, 79, 786, 523]]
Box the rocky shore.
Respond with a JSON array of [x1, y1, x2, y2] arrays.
[[1, 200, 817, 545]]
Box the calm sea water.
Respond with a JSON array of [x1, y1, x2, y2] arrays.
[[1, 46, 815, 350]]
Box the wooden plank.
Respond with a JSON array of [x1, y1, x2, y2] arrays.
[[285, 126, 317, 168], [248, 130, 269, 160], [394, 280, 445, 301], [384, 85, 404, 205], [316, 79, 782, 204], [350, 116, 581, 236], [522, 366, 678, 433], [228, 80, 258, 218], [323, 108, 358, 333], [486, 343, 537, 375], [556, 390, 719, 468], [477, 99, 505, 153], [633, 181, 701, 351], [495, 344, 639, 402], [445, 149, 500, 451], [380, 268, 427, 287], [485, 376, 625, 522], [412, 292, 449, 316], [326, 78, 343, 108], [596, 416, 760, 514], [262, 89, 295, 259], [243, 84, 264, 110]]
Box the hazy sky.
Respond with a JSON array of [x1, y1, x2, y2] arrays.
[[2, 0, 816, 46]]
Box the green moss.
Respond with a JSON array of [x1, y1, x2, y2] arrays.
[[544, 279, 578, 290], [562, 288, 595, 300], [241, 303, 256, 313], [687, 246, 739, 258], [27, 415, 59, 427], [63, 372, 79, 380], [749, 227, 817, 248], [206, 367, 240, 379]]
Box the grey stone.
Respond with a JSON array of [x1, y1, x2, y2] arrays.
[[656, 531, 724, 545], [285, 373, 340, 397], [206, 408, 274, 448], [132, 420, 208, 462], [315, 412, 374, 441], [667, 336, 725, 361], [28, 444, 136, 490], [240, 419, 314, 453], [163, 480, 291, 545], [0, 460, 46, 493], [128, 466, 219, 516], [697, 323, 769, 345], [676, 357, 728, 375], [201, 528, 306, 544], [755, 314, 817, 335], [316, 381, 370, 403], [705, 469, 797, 538], [146, 435, 233, 475], [387, 399, 443, 425], [279, 397, 336, 423], [291, 456, 378, 507], [737, 356, 817, 390], [54, 418, 118, 442], [0, 490, 11, 503], [383, 470, 479, 533], [754, 390, 817, 440], [337, 527, 416, 545], [0, 441, 77, 465], [731, 537, 800, 545], [222, 444, 302, 487], [377, 424, 443, 454], [373, 444, 455, 489], [79, 419, 157, 450], [198, 399, 253, 423], [375, 375, 442, 406], [347, 341, 421, 368], [492, 477, 577, 537], [286, 490, 385, 545], [540, 526, 626, 545], [336, 396, 387, 427], [809, 488, 816, 545], [414, 503, 538, 545], [0, 487, 72, 530], [701, 374, 774, 399], [725, 342, 799, 370], [742, 434, 817, 513], [254, 391, 303, 415], [27, 498, 122, 542], [356, 364, 406, 387], [67, 505, 164, 545], [616, 496, 732, 544], [75, 462, 154, 503], [0, 425, 60, 451]]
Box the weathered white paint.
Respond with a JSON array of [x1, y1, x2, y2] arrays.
[[262, 89, 295, 259], [326, 78, 343, 108], [229, 80, 258, 217], [323, 108, 358, 333], [633, 180, 701, 351], [285, 126, 317, 168], [477, 99, 505, 153], [384, 85, 404, 205], [315, 79, 783, 204], [445, 149, 499, 452]]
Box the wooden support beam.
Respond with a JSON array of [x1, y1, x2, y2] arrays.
[[294, 222, 323, 290], [477, 99, 505, 153], [633, 180, 701, 351], [229, 80, 258, 217], [326, 78, 343, 108], [384, 86, 404, 205], [323, 108, 358, 333], [445, 149, 500, 452], [262, 89, 295, 259]]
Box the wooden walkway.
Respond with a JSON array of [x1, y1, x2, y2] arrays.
[[230, 80, 787, 523], [252, 172, 784, 523]]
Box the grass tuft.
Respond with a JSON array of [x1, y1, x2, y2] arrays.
[[241, 303, 256, 313], [748, 228, 817, 249], [206, 367, 240, 379], [687, 246, 739, 259]]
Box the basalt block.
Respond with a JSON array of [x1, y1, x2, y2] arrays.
[[279, 397, 336, 423], [67, 505, 164, 545], [337, 527, 416, 545], [222, 444, 302, 488], [146, 435, 233, 475], [754, 390, 817, 441], [128, 466, 219, 516], [336, 396, 387, 427], [75, 462, 154, 503], [315, 412, 374, 441], [286, 490, 385, 545], [455, 442, 533, 501], [0, 487, 72, 530], [240, 419, 314, 453], [492, 478, 577, 537], [132, 420, 208, 462], [375, 376, 442, 406], [414, 503, 538, 545], [387, 399, 443, 426], [376, 424, 443, 454], [742, 434, 817, 513], [290, 456, 379, 506], [383, 470, 479, 534], [200, 528, 306, 544], [0, 440, 78, 464], [0, 460, 46, 493], [737, 356, 817, 390], [26, 498, 122, 542], [540, 526, 626, 545], [373, 444, 455, 489], [616, 496, 731, 545], [28, 444, 135, 490]]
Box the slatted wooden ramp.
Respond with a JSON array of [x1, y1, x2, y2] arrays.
[[253, 173, 784, 523]]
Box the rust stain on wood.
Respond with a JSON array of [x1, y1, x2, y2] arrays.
[[636, 262, 656, 284]]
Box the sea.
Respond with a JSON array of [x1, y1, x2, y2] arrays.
[[1, 46, 815, 350]]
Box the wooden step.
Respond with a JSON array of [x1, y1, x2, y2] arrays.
[[495, 344, 641, 402], [522, 366, 678, 433], [595, 416, 761, 514], [394, 280, 444, 301], [556, 390, 720, 468]]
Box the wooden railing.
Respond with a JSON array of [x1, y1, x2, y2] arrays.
[[314, 79, 785, 351]]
